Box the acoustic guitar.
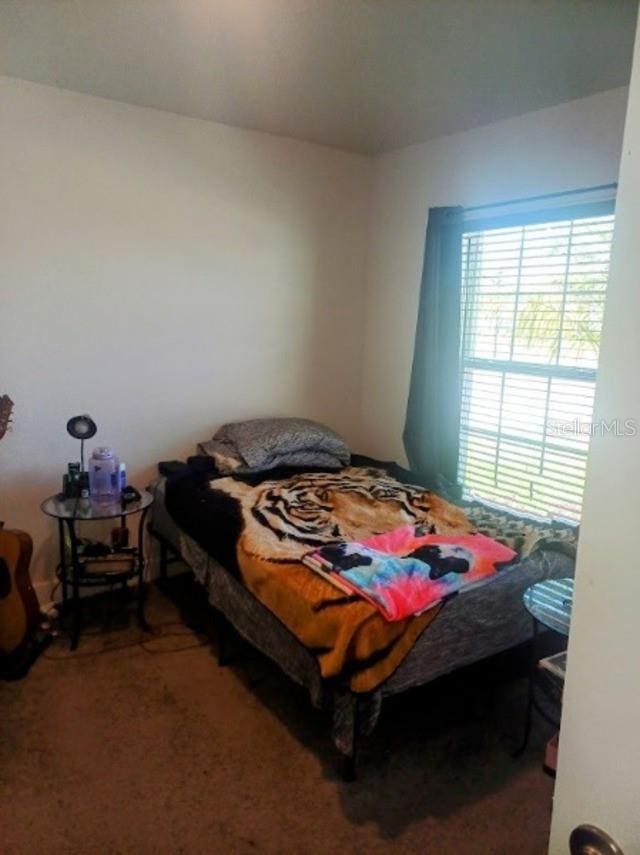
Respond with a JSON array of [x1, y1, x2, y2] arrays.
[[0, 397, 44, 676], [0, 528, 42, 678], [0, 394, 13, 441]]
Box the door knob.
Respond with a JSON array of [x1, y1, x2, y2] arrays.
[[570, 825, 624, 855]]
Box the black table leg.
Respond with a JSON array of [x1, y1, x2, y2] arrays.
[[136, 507, 151, 632], [65, 518, 82, 651], [58, 518, 68, 607]]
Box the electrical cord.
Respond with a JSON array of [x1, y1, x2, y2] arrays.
[[49, 578, 61, 603], [43, 621, 209, 660], [43, 537, 205, 660]]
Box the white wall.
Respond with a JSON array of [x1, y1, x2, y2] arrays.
[[549, 21, 640, 853], [360, 87, 629, 462], [0, 76, 630, 601], [0, 76, 371, 592]]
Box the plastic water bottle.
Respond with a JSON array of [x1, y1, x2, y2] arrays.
[[89, 447, 120, 502]]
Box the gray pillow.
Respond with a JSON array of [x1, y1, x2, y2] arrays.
[[199, 417, 350, 474]]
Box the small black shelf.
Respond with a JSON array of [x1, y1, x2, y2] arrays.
[[42, 490, 154, 649], [515, 577, 572, 756], [56, 549, 139, 586]]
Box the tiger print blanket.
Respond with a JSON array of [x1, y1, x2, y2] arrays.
[[208, 466, 473, 693]]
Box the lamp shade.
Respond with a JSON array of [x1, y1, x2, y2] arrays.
[[66, 414, 97, 440]]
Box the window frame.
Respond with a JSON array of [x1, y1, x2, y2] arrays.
[[456, 195, 616, 522]]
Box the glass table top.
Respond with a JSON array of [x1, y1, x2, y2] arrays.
[[523, 577, 573, 636], [41, 489, 154, 521]]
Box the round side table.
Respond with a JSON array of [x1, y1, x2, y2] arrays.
[[515, 576, 573, 755], [41, 490, 154, 650]]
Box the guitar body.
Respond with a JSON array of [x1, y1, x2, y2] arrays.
[[0, 528, 41, 678]]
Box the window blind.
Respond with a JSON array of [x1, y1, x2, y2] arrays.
[[458, 209, 615, 521]]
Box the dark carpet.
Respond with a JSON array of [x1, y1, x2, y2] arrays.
[[0, 577, 555, 854]]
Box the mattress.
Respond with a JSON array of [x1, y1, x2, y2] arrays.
[[149, 457, 575, 696]]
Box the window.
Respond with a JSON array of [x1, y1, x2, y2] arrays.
[[458, 202, 615, 521]]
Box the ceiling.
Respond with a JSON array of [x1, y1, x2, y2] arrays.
[[0, 0, 637, 154]]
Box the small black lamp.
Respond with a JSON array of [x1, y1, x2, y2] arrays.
[[66, 414, 97, 472]]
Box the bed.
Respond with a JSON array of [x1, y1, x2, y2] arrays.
[[148, 452, 575, 779]]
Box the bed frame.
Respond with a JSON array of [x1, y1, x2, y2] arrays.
[[149, 506, 573, 780]]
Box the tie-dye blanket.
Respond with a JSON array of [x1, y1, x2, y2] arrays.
[[305, 526, 517, 621]]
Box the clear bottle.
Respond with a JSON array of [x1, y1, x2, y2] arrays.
[[89, 447, 120, 503]]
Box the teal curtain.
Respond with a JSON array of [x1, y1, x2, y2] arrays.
[[403, 206, 464, 493]]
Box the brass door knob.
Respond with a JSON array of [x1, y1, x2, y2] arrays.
[[570, 825, 624, 855]]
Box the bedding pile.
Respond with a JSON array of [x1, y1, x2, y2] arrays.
[[464, 502, 578, 559], [198, 417, 350, 475]]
